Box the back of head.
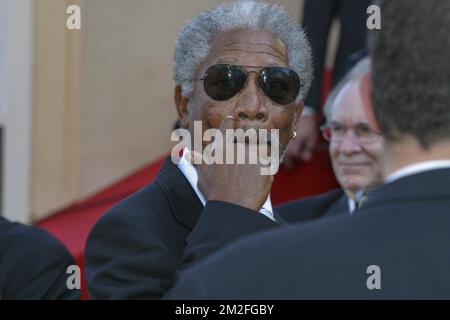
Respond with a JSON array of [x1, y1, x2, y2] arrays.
[[368, 0, 450, 148]]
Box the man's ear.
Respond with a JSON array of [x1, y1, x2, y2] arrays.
[[293, 99, 305, 129], [174, 85, 190, 129]]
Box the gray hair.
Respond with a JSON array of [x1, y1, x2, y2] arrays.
[[173, 0, 313, 103], [323, 57, 372, 125], [368, 0, 450, 148]]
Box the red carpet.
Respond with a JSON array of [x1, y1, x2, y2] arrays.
[[37, 156, 166, 299]]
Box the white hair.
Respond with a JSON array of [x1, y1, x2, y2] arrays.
[[323, 57, 372, 124], [173, 0, 313, 103]]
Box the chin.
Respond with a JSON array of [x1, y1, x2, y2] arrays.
[[340, 176, 366, 192]]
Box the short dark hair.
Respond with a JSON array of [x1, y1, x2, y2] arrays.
[[368, 0, 450, 148]]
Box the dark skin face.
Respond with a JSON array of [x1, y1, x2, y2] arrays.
[[175, 28, 304, 155], [174, 28, 305, 211]]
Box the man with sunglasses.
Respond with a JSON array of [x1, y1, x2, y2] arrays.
[[278, 57, 386, 224], [85, 0, 313, 299], [166, 0, 450, 299]]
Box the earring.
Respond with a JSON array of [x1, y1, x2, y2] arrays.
[[291, 131, 297, 141]]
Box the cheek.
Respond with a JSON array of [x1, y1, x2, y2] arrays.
[[366, 147, 385, 180], [329, 144, 342, 175], [189, 84, 226, 126], [329, 144, 340, 162], [202, 100, 235, 129], [272, 108, 296, 141], [364, 145, 385, 163]]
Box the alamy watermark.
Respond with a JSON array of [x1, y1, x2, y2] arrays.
[[171, 120, 281, 175], [65, 4, 381, 31], [66, 265, 81, 290], [66, 5, 81, 30], [367, 5, 381, 30], [366, 265, 381, 290]]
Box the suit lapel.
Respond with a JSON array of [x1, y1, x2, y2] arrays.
[[324, 194, 350, 218], [156, 157, 203, 229], [272, 211, 288, 225]]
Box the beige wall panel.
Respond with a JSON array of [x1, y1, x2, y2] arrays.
[[31, 0, 82, 221], [80, 0, 222, 198], [275, 0, 303, 22]]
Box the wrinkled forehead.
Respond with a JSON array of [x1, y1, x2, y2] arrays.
[[207, 28, 288, 66], [331, 77, 370, 125]]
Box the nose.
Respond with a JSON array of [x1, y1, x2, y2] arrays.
[[339, 130, 363, 155], [233, 73, 268, 123]]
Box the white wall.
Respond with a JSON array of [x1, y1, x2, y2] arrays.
[[0, 0, 34, 223], [0, 1, 8, 126]]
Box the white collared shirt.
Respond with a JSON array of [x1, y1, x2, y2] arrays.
[[177, 148, 275, 221], [348, 198, 356, 214], [347, 189, 366, 214], [385, 160, 450, 184]]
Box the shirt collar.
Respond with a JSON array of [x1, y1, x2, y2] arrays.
[[177, 148, 274, 221], [347, 189, 366, 214], [348, 197, 356, 214], [385, 160, 450, 184]]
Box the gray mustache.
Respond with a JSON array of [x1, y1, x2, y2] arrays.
[[231, 127, 273, 145]]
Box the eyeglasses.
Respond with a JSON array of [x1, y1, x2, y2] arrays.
[[320, 122, 382, 145], [195, 64, 302, 105]]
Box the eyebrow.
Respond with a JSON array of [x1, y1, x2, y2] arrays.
[[214, 50, 287, 65], [330, 120, 372, 127]]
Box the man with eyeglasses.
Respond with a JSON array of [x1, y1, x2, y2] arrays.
[[278, 57, 385, 224], [85, 0, 313, 299]]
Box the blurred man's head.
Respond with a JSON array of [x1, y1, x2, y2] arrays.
[[323, 58, 385, 198], [368, 0, 450, 169], [172, 0, 313, 158]]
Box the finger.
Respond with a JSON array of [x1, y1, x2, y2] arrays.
[[219, 115, 236, 135], [293, 140, 307, 161], [217, 115, 236, 164], [304, 136, 317, 160], [306, 133, 318, 148], [300, 149, 313, 162]]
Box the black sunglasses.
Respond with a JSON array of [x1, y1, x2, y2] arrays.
[[195, 64, 302, 105]]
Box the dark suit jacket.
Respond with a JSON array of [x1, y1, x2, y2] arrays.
[[277, 189, 348, 224], [303, 0, 371, 112], [166, 169, 450, 299], [85, 157, 284, 299], [0, 217, 80, 300]]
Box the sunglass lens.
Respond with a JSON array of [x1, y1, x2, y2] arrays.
[[258, 68, 300, 105], [203, 64, 247, 101]]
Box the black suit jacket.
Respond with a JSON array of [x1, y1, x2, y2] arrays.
[[303, 0, 371, 112], [85, 157, 283, 299], [0, 217, 80, 300], [180, 188, 350, 284], [277, 189, 348, 224], [166, 169, 450, 299]]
